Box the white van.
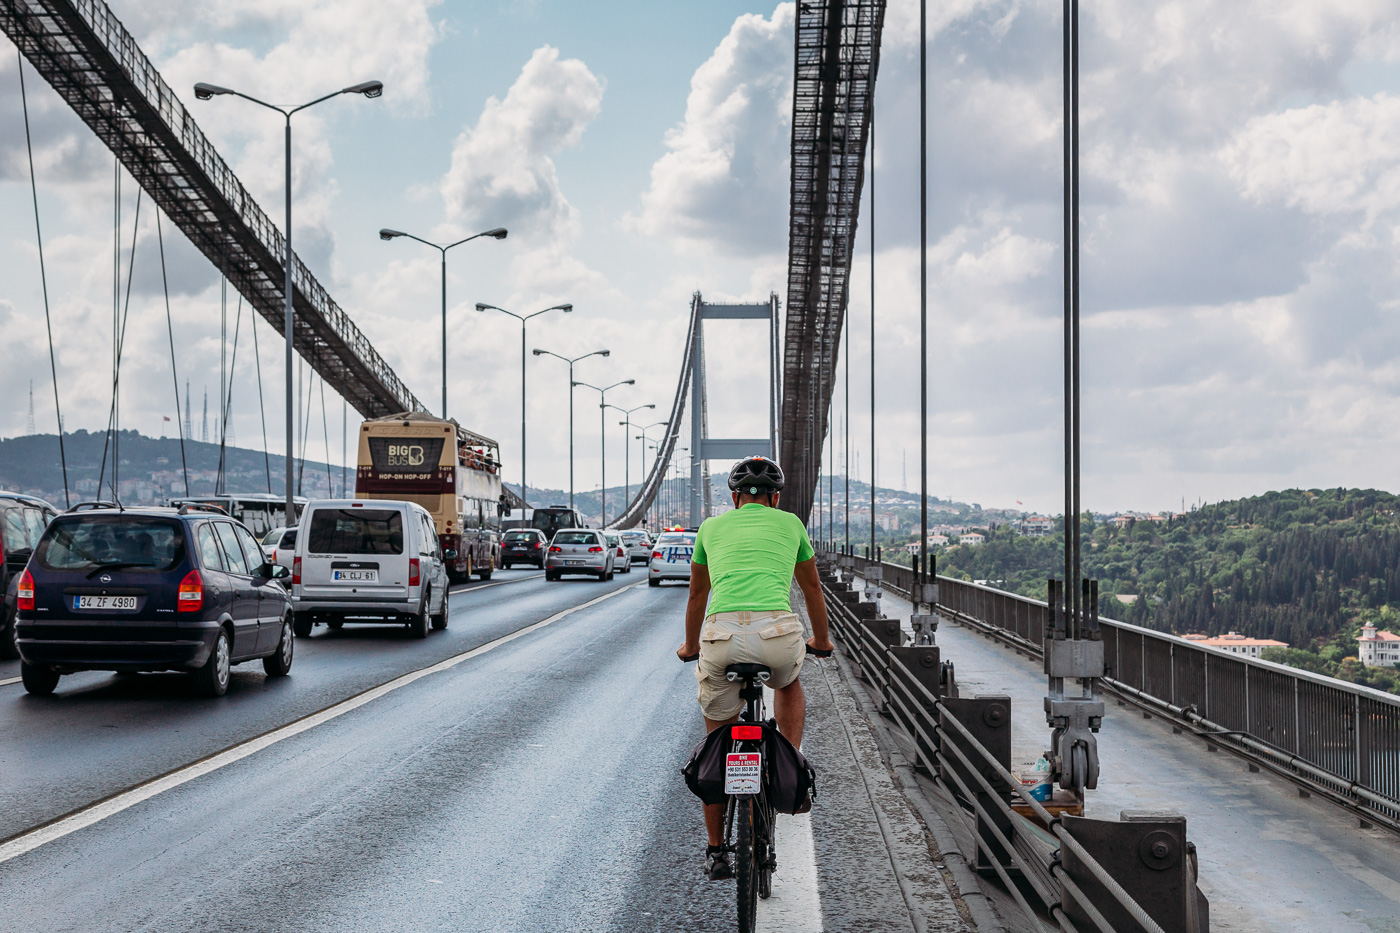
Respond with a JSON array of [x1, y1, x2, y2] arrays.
[[290, 499, 450, 639]]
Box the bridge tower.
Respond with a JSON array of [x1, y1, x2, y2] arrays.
[[688, 295, 781, 527]]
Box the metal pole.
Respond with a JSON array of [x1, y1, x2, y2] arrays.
[[869, 88, 877, 561], [600, 395, 606, 526], [521, 318, 527, 504], [441, 250, 448, 418], [568, 361, 575, 509], [284, 116, 295, 524], [919, 0, 928, 591]]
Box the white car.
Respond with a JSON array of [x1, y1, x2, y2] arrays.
[[603, 532, 631, 574], [620, 530, 652, 564], [648, 531, 696, 586], [290, 499, 450, 638], [261, 525, 297, 571]]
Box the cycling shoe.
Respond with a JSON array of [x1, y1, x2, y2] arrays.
[[705, 847, 734, 881]]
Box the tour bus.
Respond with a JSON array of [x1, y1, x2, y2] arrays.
[[503, 505, 586, 540], [166, 494, 307, 539], [356, 412, 504, 582]]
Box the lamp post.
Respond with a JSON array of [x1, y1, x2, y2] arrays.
[[533, 347, 609, 510], [606, 404, 656, 519], [476, 302, 572, 505], [194, 78, 383, 525], [379, 227, 507, 419], [573, 379, 634, 527]]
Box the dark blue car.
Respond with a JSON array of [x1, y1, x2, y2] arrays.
[[15, 504, 294, 697]]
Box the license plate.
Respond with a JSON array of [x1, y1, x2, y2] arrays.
[[333, 570, 378, 582], [565, 560, 585, 566], [74, 596, 137, 610], [725, 753, 761, 795], [665, 547, 693, 563]]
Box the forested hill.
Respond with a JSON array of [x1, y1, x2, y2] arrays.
[[939, 488, 1400, 651]]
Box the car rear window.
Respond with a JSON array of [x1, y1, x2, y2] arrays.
[[504, 532, 537, 542], [307, 509, 404, 555], [36, 516, 185, 573], [554, 531, 597, 546], [655, 534, 695, 547]]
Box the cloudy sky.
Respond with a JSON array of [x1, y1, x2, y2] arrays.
[[2, 0, 1399, 515]]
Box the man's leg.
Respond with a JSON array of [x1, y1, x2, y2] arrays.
[[703, 714, 737, 846], [773, 678, 805, 748]]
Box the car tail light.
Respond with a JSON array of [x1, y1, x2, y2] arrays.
[[588, 546, 603, 553], [16, 568, 34, 612], [178, 569, 203, 612], [271, 549, 277, 563], [533, 542, 542, 549], [292, 556, 302, 585], [409, 558, 421, 586], [549, 545, 562, 553], [732, 725, 763, 741], [652, 551, 662, 560]]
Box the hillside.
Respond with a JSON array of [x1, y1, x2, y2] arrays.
[[937, 488, 1400, 691]]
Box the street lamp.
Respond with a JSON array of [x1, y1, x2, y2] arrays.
[[533, 347, 609, 509], [476, 302, 572, 505], [606, 404, 656, 518], [379, 227, 507, 419], [573, 379, 634, 527], [194, 78, 383, 524]]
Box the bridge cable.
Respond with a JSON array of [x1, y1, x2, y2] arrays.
[[111, 157, 119, 496], [96, 185, 143, 502], [155, 211, 191, 496], [249, 311, 273, 493], [296, 363, 313, 496], [217, 290, 245, 495], [919, 0, 929, 590], [1062, 0, 1083, 632], [869, 92, 877, 561], [17, 50, 70, 508], [319, 375, 332, 494]]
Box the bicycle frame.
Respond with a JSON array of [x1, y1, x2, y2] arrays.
[[723, 667, 777, 928]]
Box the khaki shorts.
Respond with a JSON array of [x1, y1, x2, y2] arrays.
[[696, 610, 806, 721]]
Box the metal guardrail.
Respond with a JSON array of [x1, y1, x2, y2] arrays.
[[821, 569, 1185, 933], [842, 551, 1400, 835]]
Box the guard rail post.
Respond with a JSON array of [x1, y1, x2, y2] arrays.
[[1059, 811, 1210, 933], [940, 695, 1016, 877], [891, 644, 942, 775]]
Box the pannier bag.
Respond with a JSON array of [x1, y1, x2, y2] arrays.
[[681, 723, 817, 814]]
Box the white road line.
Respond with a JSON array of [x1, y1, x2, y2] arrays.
[[760, 812, 824, 932], [448, 571, 543, 594], [0, 676, 20, 687], [0, 583, 641, 866]]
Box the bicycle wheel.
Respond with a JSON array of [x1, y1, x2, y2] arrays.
[[735, 796, 759, 933], [758, 794, 774, 899]]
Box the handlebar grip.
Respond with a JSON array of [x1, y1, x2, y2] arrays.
[[679, 653, 700, 663], [805, 644, 833, 658]]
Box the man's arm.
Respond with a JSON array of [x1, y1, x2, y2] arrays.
[[677, 562, 711, 660], [793, 558, 834, 652]]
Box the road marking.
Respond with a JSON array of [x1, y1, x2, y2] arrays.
[[448, 571, 542, 594], [0, 676, 20, 687], [0, 583, 640, 866], [760, 812, 823, 932]]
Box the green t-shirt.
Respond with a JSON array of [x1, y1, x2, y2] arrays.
[[691, 503, 815, 614]]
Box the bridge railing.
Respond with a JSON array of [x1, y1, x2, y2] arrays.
[[841, 550, 1400, 834]]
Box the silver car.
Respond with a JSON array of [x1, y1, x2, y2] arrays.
[[621, 531, 652, 564], [603, 532, 632, 574], [648, 531, 696, 586], [545, 529, 615, 581]]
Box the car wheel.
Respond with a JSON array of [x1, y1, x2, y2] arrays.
[[1, 607, 18, 661], [410, 592, 431, 639], [193, 629, 232, 697], [327, 619, 344, 630], [431, 592, 449, 631], [20, 661, 60, 696], [262, 617, 294, 677], [648, 577, 661, 587], [292, 613, 313, 638], [502, 562, 512, 570]]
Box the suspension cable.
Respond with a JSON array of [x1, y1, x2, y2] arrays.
[[156, 211, 190, 496], [18, 50, 70, 508], [96, 185, 143, 501], [319, 376, 332, 494], [217, 291, 244, 494], [250, 312, 273, 493]]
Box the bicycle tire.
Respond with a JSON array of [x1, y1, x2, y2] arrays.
[[758, 793, 774, 899], [735, 796, 759, 933]]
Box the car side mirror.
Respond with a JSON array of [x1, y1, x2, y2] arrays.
[[267, 564, 290, 580], [444, 548, 458, 560]]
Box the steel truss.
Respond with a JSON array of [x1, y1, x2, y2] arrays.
[[779, 0, 885, 524], [1, 0, 425, 418]]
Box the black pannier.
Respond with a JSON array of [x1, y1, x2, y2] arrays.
[[681, 723, 816, 814]]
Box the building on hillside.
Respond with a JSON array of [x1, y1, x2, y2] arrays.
[[1018, 516, 1053, 537], [956, 532, 985, 547], [926, 534, 949, 547], [1181, 632, 1288, 658], [1111, 514, 1135, 529], [877, 513, 900, 531], [1358, 622, 1400, 668]]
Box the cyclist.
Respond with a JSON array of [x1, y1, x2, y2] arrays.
[[676, 455, 835, 880]]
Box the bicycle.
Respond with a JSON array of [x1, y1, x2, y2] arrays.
[[683, 643, 832, 933]]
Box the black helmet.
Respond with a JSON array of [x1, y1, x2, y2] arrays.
[[728, 456, 785, 494]]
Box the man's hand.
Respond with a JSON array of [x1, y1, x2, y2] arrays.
[[807, 635, 834, 655], [677, 642, 701, 662]]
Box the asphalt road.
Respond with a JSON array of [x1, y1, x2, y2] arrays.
[[0, 567, 938, 932]]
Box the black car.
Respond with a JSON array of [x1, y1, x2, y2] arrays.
[[15, 504, 294, 697], [0, 492, 59, 660], [501, 529, 547, 569]]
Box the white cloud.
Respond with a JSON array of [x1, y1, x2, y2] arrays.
[[628, 3, 795, 255]]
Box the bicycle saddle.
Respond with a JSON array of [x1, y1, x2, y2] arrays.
[[725, 663, 772, 682]]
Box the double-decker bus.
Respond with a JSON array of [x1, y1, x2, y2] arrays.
[[356, 412, 504, 582]]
